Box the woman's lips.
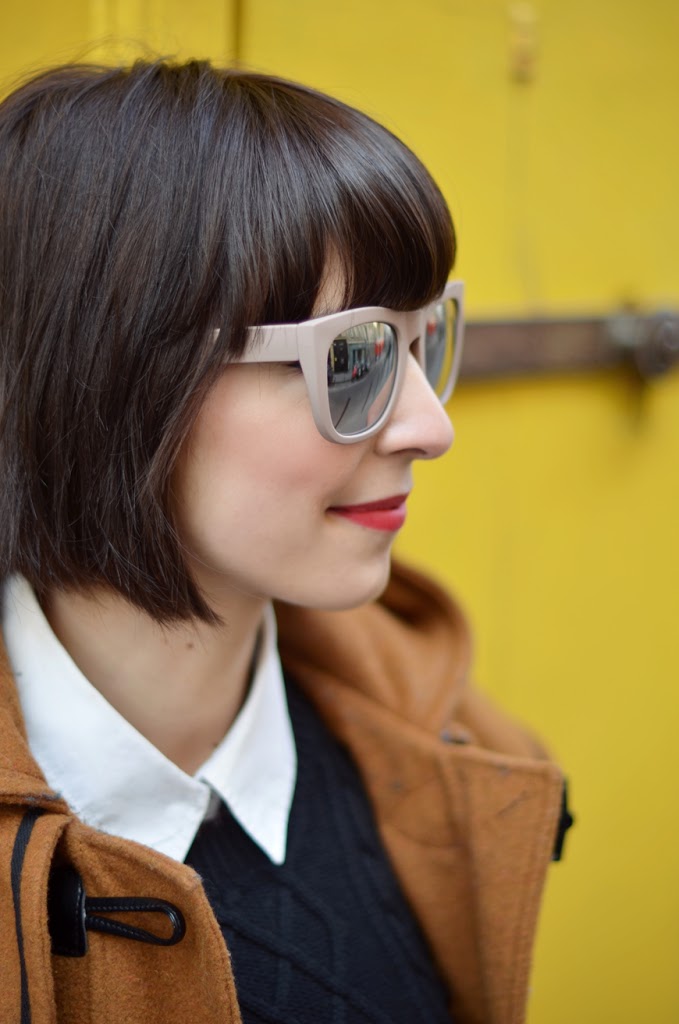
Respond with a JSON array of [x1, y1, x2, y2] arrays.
[[327, 494, 409, 532]]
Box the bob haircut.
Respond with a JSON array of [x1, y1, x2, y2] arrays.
[[0, 60, 455, 623]]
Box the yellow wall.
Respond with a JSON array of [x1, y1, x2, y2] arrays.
[[1, 2, 678, 1020]]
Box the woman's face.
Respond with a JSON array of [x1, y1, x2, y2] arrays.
[[174, 285, 454, 612]]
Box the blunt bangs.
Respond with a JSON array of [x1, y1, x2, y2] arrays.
[[0, 60, 456, 622], [214, 74, 456, 333]]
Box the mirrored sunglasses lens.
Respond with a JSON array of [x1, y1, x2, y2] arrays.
[[326, 322, 397, 435], [425, 298, 459, 398]]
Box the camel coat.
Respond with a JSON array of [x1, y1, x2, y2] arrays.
[[0, 562, 569, 1024]]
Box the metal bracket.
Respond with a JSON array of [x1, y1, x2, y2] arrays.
[[460, 311, 679, 382]]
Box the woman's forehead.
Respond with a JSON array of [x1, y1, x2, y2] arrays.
[[312, 256, 346, 318]]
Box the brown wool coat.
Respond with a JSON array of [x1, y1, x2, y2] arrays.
[[0, 562, 566, 1024]]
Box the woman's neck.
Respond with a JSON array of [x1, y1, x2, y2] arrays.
[[43, 584, 266, 774]]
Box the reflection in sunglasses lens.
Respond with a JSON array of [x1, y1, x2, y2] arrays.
[[327, 322, 397, 435], [425, 299, 458, 397]]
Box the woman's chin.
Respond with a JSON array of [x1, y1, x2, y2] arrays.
[[300, 554, 393, 612]]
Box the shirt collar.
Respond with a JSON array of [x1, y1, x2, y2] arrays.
[[2, 576, 296, 865]]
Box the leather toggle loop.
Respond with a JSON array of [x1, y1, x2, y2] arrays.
[[48, 864, 186, 957]]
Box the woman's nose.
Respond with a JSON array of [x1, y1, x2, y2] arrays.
[[373, 352, 454, 460]]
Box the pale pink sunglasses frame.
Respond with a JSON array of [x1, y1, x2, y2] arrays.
[[228, 279, 465, 444]]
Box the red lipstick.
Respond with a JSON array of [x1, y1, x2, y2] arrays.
[[328, 494, 409, 532]]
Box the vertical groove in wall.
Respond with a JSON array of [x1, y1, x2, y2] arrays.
[[232, 0, 243, 64], [89, 0, 114, 45]]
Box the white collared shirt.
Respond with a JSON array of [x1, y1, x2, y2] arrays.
[[2, 576, 297, 865]]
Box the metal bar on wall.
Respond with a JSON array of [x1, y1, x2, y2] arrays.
[[460, 311, 679, 382]]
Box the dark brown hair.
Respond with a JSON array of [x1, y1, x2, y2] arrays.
[[0, 60, 455, 622]]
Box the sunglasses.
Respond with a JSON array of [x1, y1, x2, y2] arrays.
[[232, 279, 464, 444]]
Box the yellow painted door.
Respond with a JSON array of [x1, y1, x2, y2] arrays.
[[1, 2, 678, 1021]]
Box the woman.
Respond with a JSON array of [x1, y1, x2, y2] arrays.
[[0, 61, 569, 1024]]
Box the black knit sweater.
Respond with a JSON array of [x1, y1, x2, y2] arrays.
[[186, 679, 453, 1024]]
